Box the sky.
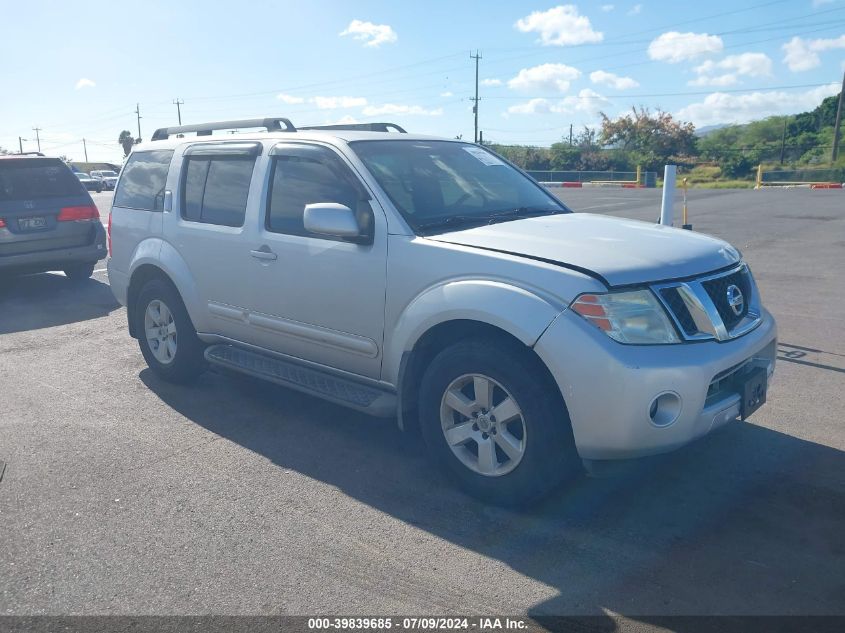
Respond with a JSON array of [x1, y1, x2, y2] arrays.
[[1, 0, 844, 163]]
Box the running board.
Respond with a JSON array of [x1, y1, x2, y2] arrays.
[[204, 344, 396, 417]]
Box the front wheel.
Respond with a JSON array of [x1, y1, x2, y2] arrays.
[[419, 338, 581, 506], [135, 279, 206, 383]]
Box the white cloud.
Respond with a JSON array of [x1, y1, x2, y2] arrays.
[[559, 88, 610, 115], [508, 63, 581, 92], [507, 98, 553, 115], [277, 93, 305, 104], [677, 82, 840, 126], [589, 70, 639, 90], [323, 115, 360, 125], [647, 31, 723, 63], [514, 5, 603, 46], [782, 35, 845, 72], [312, 96, 368, 109], [481, 78, 502, 86], [440, 91, 453, 97], [339, 19, 397, 48], [689, 52, 773, 86], [627, 3, 642, 15], [75, 78, 95, 90], [688, 74, 739, 87], [601, 4, 615, 12], [506, 89, 609, 116], [362, 104, 443, 116]]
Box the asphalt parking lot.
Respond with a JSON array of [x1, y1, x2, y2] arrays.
[[1, 189, 844, 623]]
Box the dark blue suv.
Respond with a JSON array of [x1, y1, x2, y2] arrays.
[[0, 155, 106, 280]]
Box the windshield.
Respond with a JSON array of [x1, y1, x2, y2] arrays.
[[100, 171, 117, 177], [351, 140, 569, 234], [76, 172, 89, 179]]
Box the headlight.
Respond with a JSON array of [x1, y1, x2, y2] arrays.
[[570, 289, 680, 344]]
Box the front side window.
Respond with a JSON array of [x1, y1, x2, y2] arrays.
[[266, 146, 362, 237], [114, 150, 173, 211], [181, 156, 255, 227], [350, 140, 568, 234]]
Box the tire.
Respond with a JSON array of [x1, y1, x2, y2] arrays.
[[135, 278, 206, 383], [419, 338, 581, 506], [63, 262, 96, 280]]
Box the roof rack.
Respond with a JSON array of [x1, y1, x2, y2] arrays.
[[151, 117, 296, 141], [299, 122, 407, 133]]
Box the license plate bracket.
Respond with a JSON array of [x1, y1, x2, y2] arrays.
[[18, 216, 48, 231], [736, 366, 767, 420]]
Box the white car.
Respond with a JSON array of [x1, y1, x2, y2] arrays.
[[107, 117, 777, 505], [90, 169, 119, 190]]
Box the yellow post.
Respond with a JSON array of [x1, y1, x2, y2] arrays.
[[636, 165, 641, 186], [756, 164, 763, 189]]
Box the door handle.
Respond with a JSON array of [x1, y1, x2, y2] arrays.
[[250, 247, 278, 261]]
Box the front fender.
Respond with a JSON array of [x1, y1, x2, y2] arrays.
[[383, 279, 564, 384]]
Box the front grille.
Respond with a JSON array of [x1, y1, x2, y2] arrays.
[[659, 287, 697, 335], [702, 269, 752, 331]]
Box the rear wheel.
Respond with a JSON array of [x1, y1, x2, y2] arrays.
[[136, 279, 206, 383], [419, 338, 581, 506], [63, 262, 96, 280]]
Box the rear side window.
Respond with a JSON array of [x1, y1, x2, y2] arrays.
[[180, 156, 255, 228], [114, 150, 174, 211], [0, 159, 84, 201]]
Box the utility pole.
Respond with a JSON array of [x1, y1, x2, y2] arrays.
[[470, 50, 481, 143], [32, 127, 42, 152], [135, 103, 143, 142], [832, 69, 845, 163], [83, 138, 89, 162], [569, 124, 573, 146], [173, 98, 184, 125], [18, 137, 26, 153], [779, 117, 787, 165]]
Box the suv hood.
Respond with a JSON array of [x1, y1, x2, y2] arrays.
[[427, 213, 741, 287]]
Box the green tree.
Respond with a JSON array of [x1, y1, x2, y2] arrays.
[[599, 108, 697, 171]]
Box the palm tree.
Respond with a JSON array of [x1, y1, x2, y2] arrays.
[[118, 130, 136, 157]]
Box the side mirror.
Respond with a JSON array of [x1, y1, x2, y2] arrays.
[[304, 203, 370, 243]]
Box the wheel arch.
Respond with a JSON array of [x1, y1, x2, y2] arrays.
[[126, 239, 204, 339], [396, 319, 569, 433]]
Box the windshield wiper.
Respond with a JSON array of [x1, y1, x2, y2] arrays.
[[416, 206, 563, 234], [483, 206, 563, 222]]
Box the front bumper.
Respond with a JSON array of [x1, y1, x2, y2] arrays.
[[0, 224, 107, 274], [535, 306, 777, 460]]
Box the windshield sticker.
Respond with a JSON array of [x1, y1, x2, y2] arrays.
[[463, 146, 505, 166]]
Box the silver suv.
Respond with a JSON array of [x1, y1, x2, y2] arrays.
[[107, 118, 777, 504]]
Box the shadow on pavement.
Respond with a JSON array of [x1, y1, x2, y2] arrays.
[[141, 367, 845, 619], [0, 273, 119, 335]]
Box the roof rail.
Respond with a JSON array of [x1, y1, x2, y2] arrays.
[[299, 122, 407, 133], [151, 117, 296, 141]]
